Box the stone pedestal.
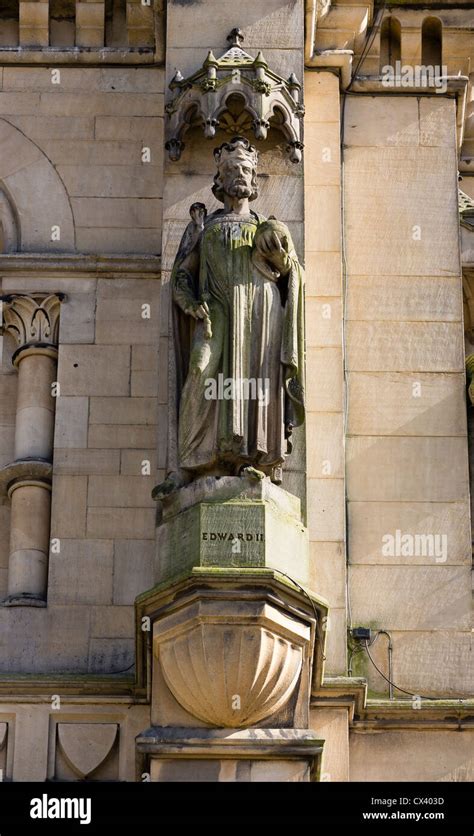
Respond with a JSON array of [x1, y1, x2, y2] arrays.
[[155, 475, 310, 587], [136, 478, 328, 782]]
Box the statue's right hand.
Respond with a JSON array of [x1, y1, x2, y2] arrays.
[[185, 301, 209, 320]]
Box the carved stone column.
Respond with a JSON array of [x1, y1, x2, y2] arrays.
[[0, 293, 63, 606]]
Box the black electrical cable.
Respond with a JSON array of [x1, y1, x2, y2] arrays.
[[271, 568, 326, 661], [363, 639, 438, 701]]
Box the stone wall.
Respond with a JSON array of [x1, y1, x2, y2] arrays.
[[0, 61, 164, 672], [344, 94, 472, 698]]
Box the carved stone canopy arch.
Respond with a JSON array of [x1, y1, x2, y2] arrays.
[[165, 29, 304, 163]]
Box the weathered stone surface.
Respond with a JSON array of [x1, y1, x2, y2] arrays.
[[346, 437, 469, 502], [0, 427, 15, 469], [350, 731, 474, 782], [0, 374, 17, 426], [58, 346, 130, 396], [307, 479, 345, 542], [131, 344, 159, 372], [419, 98, 457, 148], [95, 298, 161, 346], [88, 475, 154, 507], [113, 539, 154, 604], [7, 115, 95, 140], [54, 397, 89, 449], [322, 607, 347, 675], [350, 565, 472, 630], [88, 425, 157, 449], [90, 606, 134, 638], [42, 139, 160, 167], [76, 227, 159, 255], [94, 115, 162, 141], [348, 501, 472, 565], [88, 638, 135, 674], [50, 475, 88, 538], [310, 708, 349, 782], [59, 289, 96, 345], [87, 507, 155, 539], [167, 0, 303, 50], [352, 629, 474, 698], [72, 197, 161, 229], [306, 297, 342, 347], [304, 71, 340, 123], [305, 252, 341, 298], [2, 66, 164, 93], [345, 96, 420, 148], [346, 275, 463, 322], [0, 127, 75, 250], [48, 539, 114, 605], [149, 758, 311, 782], [346, 322, 464, 372], [344, 145, 460, 277], [306, 347, 343, 412], [53, 448, 120, 475], [304, 122, 341, 187], [347, 372, 467, 436], [306, 413, 344, 479], [0, 605, 91, 673], [309, 541, 346, 608], [89, 397, 157, 426], [120, 449, 157, 475], [305, 186, 341, 252], [57, 165, 161, 198]]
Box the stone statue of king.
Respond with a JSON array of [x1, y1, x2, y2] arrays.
[[155, 136, 305, 499]]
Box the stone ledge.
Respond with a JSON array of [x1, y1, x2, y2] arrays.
[[312, 676, 367, 721], [136, 726, 324, 782], [0, 253, 161, 277], [0, 47, 158, 65]]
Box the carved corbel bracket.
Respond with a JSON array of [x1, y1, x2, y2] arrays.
[[165, 28, 304, 163]]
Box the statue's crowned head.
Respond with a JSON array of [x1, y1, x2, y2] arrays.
[[212, 136, 259, 203]]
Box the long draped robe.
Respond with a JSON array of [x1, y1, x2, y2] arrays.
[[169, 208, 305, 480]]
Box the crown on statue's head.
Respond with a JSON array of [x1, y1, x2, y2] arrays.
[[214, 136, 258, 168]]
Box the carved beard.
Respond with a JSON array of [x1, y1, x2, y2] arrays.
[[227, 181, 252, 199]]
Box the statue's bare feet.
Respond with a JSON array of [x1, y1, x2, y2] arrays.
[[152, 471, 189, 501], [239, 465, 266, 482]]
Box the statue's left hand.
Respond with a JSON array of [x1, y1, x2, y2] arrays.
[[256, 230, 291, 276]]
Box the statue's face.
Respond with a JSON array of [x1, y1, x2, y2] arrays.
[[220, 157, 254, 199]]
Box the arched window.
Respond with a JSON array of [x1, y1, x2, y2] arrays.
[[0, 1, 19, 47], [50, 0, 75, 48], [105, 0, 127, 47], [380, 17, 401, 72], [422, 17, 442, 67]]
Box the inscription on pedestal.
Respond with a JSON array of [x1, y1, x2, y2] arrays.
[[155, 478, 309, 585], [201, 532, 265, 541]]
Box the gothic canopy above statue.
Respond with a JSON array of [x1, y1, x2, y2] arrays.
[[165, 28, 304, 163]]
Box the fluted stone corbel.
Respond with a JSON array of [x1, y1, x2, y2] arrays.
[[0, 292, 64, 607]]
